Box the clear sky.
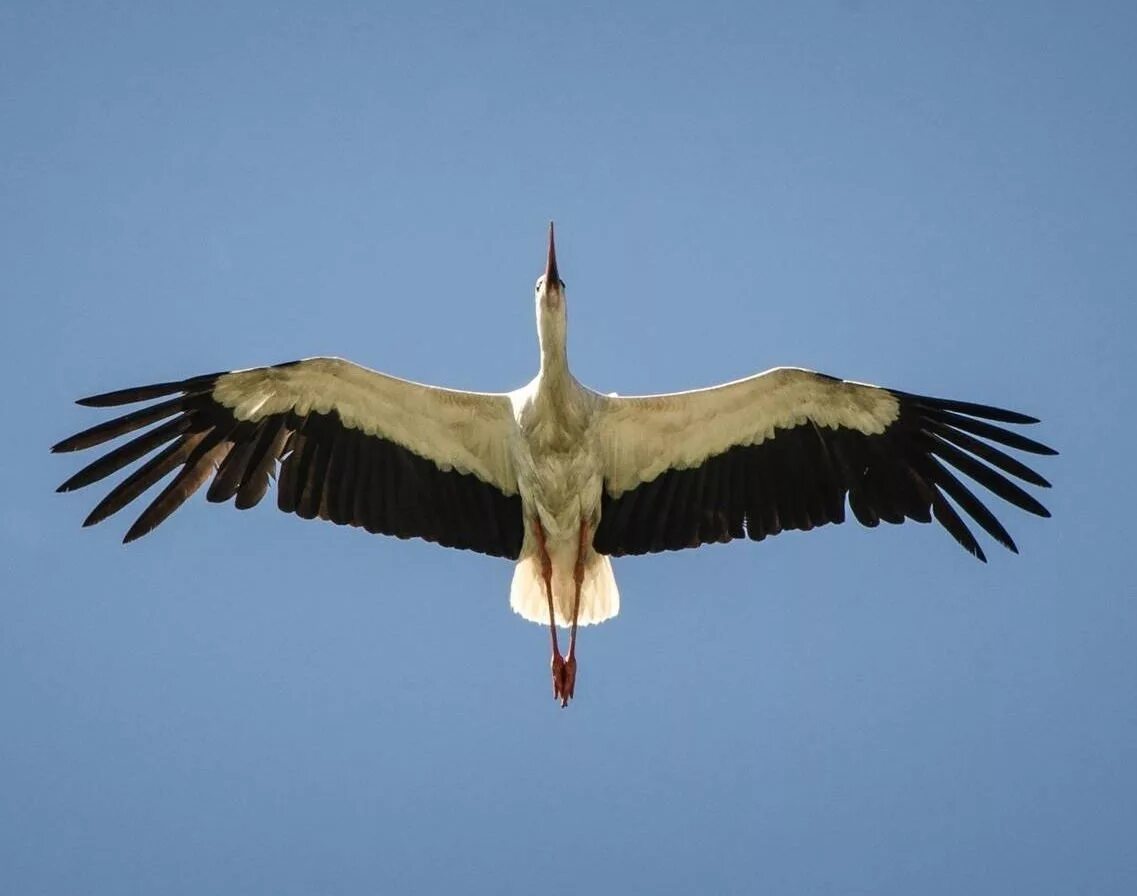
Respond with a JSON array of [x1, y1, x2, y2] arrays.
[[3, 2, 1135, 893]]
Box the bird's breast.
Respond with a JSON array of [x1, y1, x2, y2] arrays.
[[513, 419, 604, 543]]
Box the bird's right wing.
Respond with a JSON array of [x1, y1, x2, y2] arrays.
[[54, 357, 525, 558], [592, 367, 1055, 560]]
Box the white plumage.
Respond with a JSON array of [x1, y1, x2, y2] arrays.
[[54, 223, 1055, 706], [213, 358, 518, 493], [596, 368, 900, 496]]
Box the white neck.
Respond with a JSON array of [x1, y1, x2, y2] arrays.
[[537, 295, 569, 380]]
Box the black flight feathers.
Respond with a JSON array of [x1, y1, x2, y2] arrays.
[[53, 371, 524, 558], [592, 390, 1055, 561]]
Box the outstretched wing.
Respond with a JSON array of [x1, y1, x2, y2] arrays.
[[593, 367, 1055, 561], [54, 357, 524, 558]]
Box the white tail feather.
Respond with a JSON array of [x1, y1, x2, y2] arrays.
[[510, 554, 620, 628]]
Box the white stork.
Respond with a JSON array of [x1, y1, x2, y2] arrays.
[[54, 224, 1055, 706]]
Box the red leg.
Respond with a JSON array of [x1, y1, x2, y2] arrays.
[[558, 521, 590, 707], [532, 520, 565, 700]]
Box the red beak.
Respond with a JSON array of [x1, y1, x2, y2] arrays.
[[545, 222, 559, 285]]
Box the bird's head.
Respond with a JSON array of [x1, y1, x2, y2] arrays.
[[535, 221, 566, 314]]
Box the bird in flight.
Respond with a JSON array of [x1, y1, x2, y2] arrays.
[[54, 223, 1055, 706]]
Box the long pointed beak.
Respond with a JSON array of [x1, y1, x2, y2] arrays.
[[545, 222, 559, 284]]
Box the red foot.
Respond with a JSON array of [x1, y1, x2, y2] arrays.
[[551, 653, 577, 708]]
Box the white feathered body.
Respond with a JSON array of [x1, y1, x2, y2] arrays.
[[507, 370, 619, 628]]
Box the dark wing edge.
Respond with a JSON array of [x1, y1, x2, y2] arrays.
[[593, 390, 1056, 561], [53, 370, 524, 559]]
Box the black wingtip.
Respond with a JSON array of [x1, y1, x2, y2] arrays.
[[992, 530, 1020, 555], [920, 396, 1043, 425], [122, 526, 145, 544], [73, 372, 224, 408], [75, 391, 143, 408]]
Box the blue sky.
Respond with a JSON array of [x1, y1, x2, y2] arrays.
[[3, 2, 1135, 893]]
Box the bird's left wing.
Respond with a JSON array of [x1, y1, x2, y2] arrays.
[[592, 367, 1055, 561], [54, 357, 524, 558]]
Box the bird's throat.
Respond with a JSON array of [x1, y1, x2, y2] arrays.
[[537, 305, 569, 379]]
